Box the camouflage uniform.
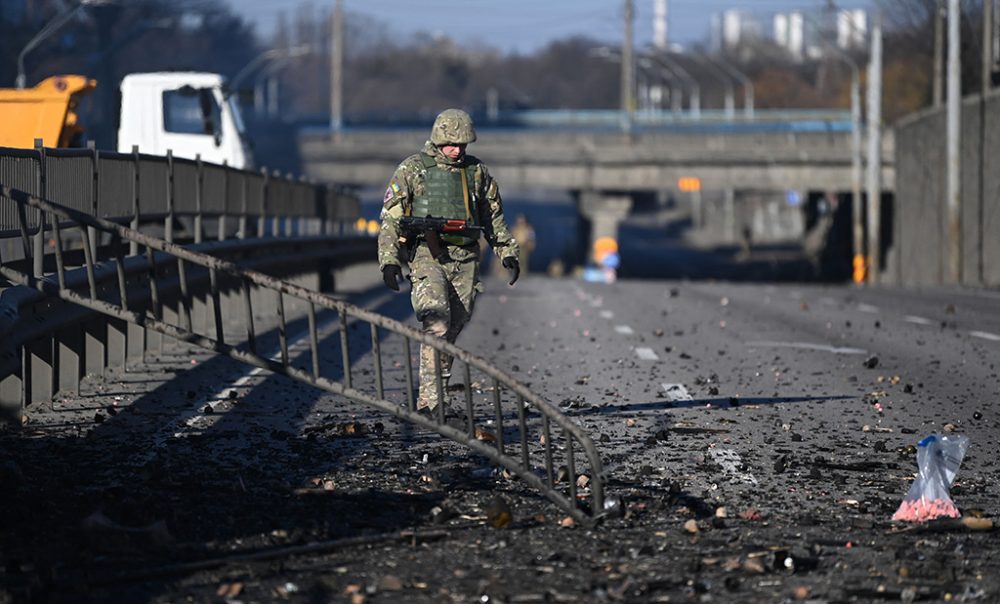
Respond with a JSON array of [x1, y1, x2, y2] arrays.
[[378, 113, 518, 410]]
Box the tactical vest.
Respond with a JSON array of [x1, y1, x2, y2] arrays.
[[411, 154, 479, 245]]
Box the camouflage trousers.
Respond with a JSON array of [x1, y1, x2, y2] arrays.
[[408, 243, 481, 409]]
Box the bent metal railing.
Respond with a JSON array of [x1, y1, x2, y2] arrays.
[[0, 184, 607, 526]]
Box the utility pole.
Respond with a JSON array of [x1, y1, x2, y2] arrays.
[[985, 0, 994, 93], [330, 0, 344, 137], [934, 0, 945, 107], [621, 0, 635, 133], [946, 0, 962, 283], [865, 13, 883, 284]]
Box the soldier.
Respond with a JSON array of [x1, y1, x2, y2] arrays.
[[378, 109, 520, 414]]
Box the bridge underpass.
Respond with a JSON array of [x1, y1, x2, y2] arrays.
[[300, 125, 895, 266]]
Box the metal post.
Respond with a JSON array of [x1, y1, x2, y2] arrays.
[[89, 140, 99, 260], [934, 0, 945, 108], [850, 71, 864, 283], [330, 0, 344, 137], [165, 150, 174, 243], [712, 54, 754, 117], [620, 0, 635, 134], [946, 0, 962, 283], [695, 53, 734, 118], [865, 14, 883, 284], [33, 139, 45, 280], [130, 146, 140, 256], [985, 0, 994, 94], [194, 154, 203, 244]]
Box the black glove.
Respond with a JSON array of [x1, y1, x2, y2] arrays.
[[382, 264, 403, 291], [502, 257, 520, 286]]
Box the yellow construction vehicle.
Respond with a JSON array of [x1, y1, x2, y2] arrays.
[[0, 75, 97, 148]]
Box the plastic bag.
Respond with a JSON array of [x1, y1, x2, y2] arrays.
[[892, 434, 970, 522]]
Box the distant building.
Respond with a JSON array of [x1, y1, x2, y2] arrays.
[[773, 11, 805, 60], [653, 0, 668, 50], [711, 9, 763, 52], [836, 9, 867, 50]]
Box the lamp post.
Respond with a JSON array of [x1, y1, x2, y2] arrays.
[[647, 52, 700, 117], [710, 54, 754, 117], [693, 52, 735, 118], [228, 46, 310, 98], [16, 0, 113, 89]]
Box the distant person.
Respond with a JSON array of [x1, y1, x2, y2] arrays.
[[377, 109, 520, 414], [510, 214, 536, 274]]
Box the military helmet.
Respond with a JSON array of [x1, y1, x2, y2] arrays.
[[430, 108, 477, 146]]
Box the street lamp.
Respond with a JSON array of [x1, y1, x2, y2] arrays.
[[710, 54, 754, 117], [638, 54, 683, 114], [227, 46, 310, 98], [646, 51, 700, 117], [692, 52, 736, 118], [16, 0, 114, 89]]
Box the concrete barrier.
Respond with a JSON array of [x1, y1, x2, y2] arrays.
[[891, 89, 1000, 287]]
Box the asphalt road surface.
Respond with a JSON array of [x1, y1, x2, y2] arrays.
[[3, 272, 999, 603]]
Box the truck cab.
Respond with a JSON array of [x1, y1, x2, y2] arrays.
[[117, 72, 253, 169]]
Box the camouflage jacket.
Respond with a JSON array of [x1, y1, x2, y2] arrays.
[[377, 141, 519, 269]]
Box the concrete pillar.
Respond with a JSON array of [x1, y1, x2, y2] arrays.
[[577, 192, 633, 262], [27, 338, 54, 404], [56, 326, 84, 396], [0, 363, 22, 425]]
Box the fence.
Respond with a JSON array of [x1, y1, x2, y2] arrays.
[[891, 89, 1000, 287], [0, 143, 360, 274]]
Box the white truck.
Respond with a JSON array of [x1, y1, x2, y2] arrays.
[[0, 71, 253, 169], [117, 72, 253, 169]]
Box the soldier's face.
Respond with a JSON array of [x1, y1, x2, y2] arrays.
[[440, 144, 466, 160]]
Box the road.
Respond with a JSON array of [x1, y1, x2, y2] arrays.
[[3, 272, 1000, 602]]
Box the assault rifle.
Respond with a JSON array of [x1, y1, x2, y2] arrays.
[[399, 216, 484, 260]]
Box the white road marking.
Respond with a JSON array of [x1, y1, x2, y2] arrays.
[[857, 303, 880, 314], [599, 310, 614, 319], [709, 448, 759, 485], [615, 325, 634, 335], [746, 340, 867, 355], [904, 315, 933, 325], [661, 383, 692, 401], [634, 347, 659, 361], [970, 330, 1000, 342]]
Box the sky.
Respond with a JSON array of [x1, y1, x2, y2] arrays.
[[225, 0, 876, 54]]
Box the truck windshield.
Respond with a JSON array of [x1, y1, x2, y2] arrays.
[[163, 87, 221, 137]]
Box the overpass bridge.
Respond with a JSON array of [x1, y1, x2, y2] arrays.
[[299, 111, 895, 254]]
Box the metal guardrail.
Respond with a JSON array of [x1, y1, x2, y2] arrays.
[[0, 184, 608, 525], [0, 143, 359, 272]]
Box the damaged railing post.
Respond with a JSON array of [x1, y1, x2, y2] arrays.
[[493, 378, 504, 454], [177, 258, 193, 333], [242, 278, 256, 353], [370, 323, 383, 399], [517, 394, 529, 470], [276, 291, 289, 365], [114, 234, 129, 312], [434, 349, 445, 424], [308, 302, 319, 379], [339, 310, 351, 389], [403, 338, 415, 411], [463, 363, 474, 436], [542, 415, 554, 487]]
